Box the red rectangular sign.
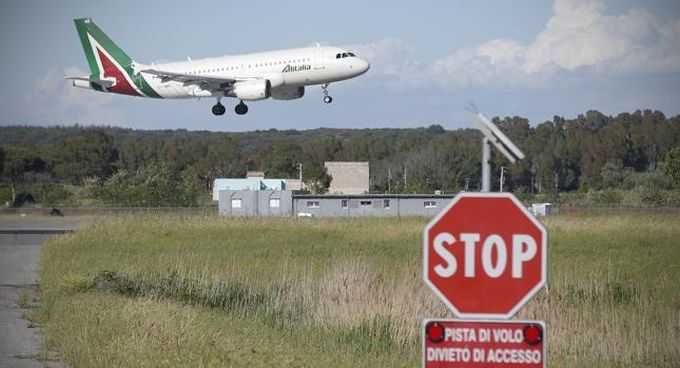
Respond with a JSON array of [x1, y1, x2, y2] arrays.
[[423, 319, 545, 368]]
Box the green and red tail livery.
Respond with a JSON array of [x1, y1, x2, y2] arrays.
[[73, 18, 160, 97]]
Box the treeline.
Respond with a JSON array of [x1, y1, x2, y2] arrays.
[[1, 109, 679, 207]]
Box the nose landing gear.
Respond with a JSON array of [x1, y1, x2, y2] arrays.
[[321, 84, 333, 104]]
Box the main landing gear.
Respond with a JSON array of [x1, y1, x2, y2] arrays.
[[321, 83, 333, 104], [211, 99, 249, 116], [212, 102, 226, 116], [235, 101, 248, 115]]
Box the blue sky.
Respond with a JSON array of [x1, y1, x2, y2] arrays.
[[1, 0, 679, 131]]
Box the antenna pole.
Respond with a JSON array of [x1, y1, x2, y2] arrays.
[[482, 138, 491, 192]]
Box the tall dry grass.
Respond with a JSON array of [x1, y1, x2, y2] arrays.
[[38, 213, 680, 367]]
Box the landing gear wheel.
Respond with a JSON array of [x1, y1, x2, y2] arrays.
[[321, 84, 333, 104], [212, 103, 226, 116], [235, 102, 248, 115]]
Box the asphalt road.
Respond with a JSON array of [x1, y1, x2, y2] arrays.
[[0, 217, 81, 368]]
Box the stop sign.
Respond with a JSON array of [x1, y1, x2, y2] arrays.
[[423, 193, 547, 319]]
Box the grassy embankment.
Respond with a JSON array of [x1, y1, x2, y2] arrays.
[[37, 213, 680, 367]]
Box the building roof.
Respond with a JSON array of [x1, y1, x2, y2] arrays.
[[293, 193, 457, 199]]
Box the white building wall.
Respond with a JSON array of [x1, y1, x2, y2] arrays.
[[324, 161, 369, 194]]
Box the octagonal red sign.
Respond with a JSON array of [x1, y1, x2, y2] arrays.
[[423, 193, 547, 319]]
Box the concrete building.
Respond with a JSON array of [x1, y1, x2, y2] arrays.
[[217, 190, 455, 217], [530, 203, 555, 216], [283, 178, 307, 191], [325, 162, 369, 194], [246, 171, 265, 179], [212, 178, 286, 201], [218, 190, 293, 217]]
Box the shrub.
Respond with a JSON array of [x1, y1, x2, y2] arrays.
[[58, 275, 90, 294], [591, 190, 623, 206], [639, 187, 665, 206], [29, 181, 72, 205]]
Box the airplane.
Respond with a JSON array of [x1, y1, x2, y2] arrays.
[[67, 18, 370, 116]]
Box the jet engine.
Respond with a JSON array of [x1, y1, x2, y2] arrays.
[[232, 80, 271, 101], [271, 86, 305, 100]]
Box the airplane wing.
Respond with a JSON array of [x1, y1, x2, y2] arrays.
[[141, 69, 257, 92]]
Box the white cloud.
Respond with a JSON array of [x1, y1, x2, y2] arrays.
[[23, 67, 123, 124], [354, 0, 680, 90], [523, 0, 655, 73], [343, 38, 416, 81]]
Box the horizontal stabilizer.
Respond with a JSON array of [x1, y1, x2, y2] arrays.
[[63, 76, 115, 89]]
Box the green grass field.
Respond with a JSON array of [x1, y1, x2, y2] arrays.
[[36, 213, 680, 367]]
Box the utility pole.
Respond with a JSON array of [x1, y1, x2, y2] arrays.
[[298, 163, 303, 190], [388, 168, 392, 194], [500, 166, 506, 192], [403, 166, 407, 191]]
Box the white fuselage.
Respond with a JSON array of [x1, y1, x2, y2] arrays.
[[140, 46, 369, 99]]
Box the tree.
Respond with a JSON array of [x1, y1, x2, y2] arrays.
[[662, 147, 680, 188], [0, 147, 5, 181], [263, 144, 303, 177], [96, 163, 200, 206], [46, 129, 117, 184], [1, 147, 43, 205], [302, 163, 331, 194], [193, 136, 245, 190]]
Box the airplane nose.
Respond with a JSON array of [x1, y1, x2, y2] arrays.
[[358, 58, 370, 74]]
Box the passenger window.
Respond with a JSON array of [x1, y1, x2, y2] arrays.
[[348, 52, 355, 57], [342, 53, 348, 58], [336, 53, 341, 59]]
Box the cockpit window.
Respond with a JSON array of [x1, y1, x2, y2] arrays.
[[336, 52, 357, 59]]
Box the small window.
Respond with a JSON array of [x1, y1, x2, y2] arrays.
[[336, 53, 341, 59], [231, 199, 242, 208], [342, 53, 348, 58], [384, 199, 391, 209], [348, 52, 356, 57], [424, 201, 437, 208], [307, 201, 320, 208], [269, 198, 280, 208], [341, 199, 348, 208], [360, 200, 372, 207]]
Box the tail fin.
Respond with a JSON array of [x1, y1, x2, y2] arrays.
[[73, 18, 159, 97], [74, 18, 135, 79]]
